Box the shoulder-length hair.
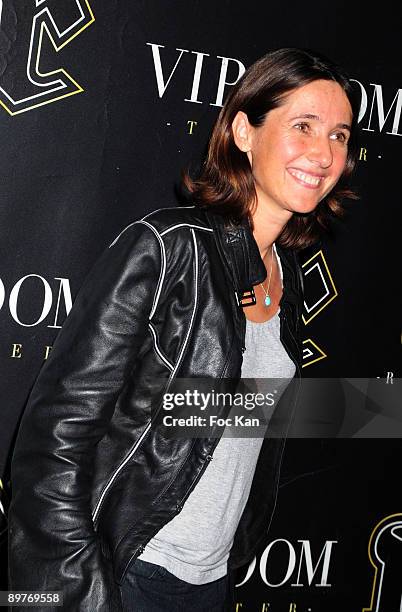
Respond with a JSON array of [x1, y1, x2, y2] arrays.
[[183, 47, 360, 250]]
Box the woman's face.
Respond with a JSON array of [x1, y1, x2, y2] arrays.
[[233, 79, 353, 220]]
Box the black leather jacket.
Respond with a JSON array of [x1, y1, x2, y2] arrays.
[[8, 206, 303, 611]]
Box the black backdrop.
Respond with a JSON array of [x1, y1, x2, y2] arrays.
[[0, 1, 401, 609]]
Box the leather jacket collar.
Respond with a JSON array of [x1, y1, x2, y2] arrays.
[[205, 210, 267, 296], [204, 209, 302, 298]]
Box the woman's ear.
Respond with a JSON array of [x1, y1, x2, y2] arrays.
[[232, 111, 253, 164]]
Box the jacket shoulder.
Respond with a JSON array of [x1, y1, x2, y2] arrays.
[[139, 206, 213, 236], [106, 206, 213, 262]]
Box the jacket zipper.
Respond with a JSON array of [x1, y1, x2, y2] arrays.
[[127, 441, 219, 572], [280, 309, 303, 435], [241, 309, 246, 353]]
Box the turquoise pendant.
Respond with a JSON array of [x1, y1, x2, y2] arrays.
[[264, 295, 271, 306]]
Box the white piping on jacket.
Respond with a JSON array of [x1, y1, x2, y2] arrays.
[[92, 419, 153, 522], [142, 205, 196, 221], [160, 224, 213, 236], [108, 221, 138, 247], [92, 227, 200, 524], [92, 221, 165, 523], [135, 220, 166, 319], [107, 219, 167, 320], [148, 322, 174, 371]]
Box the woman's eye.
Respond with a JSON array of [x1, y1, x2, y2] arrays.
[[294, 122, 310, 132], [330, 132, 348, 143]]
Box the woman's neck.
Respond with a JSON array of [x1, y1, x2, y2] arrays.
[[251, 202, 292, 261]]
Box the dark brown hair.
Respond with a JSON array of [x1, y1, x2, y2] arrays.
[[183, 47, 360, 249]]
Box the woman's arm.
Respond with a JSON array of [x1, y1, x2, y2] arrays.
[[8, 221, 162, 611]]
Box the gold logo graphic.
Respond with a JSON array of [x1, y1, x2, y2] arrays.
[[302, 250, 338, 325], [0, 0, 95, 115], [363, 513, 402, 612], [301, 249, 338, 367], [302, 338, 327, 368]]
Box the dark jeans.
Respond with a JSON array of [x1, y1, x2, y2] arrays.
[[120, 558, 235, 612]]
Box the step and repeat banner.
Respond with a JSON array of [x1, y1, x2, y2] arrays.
[[0, 1, 400, 610]]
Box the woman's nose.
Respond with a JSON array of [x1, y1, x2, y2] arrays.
[[306, 136, 333, 168]]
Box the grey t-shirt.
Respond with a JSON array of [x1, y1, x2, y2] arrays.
[[138, 309, 296, 584]]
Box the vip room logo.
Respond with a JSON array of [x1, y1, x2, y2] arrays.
[[0, 0, 94, 115], [0, 274, 72, 328], [146, 44, 402, 137], [236, 538, 337, 589]]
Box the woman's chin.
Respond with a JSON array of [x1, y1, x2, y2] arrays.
[[290, 200, 322, 215]]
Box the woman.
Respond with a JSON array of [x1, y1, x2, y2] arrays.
[[8, 48, 358, 611]]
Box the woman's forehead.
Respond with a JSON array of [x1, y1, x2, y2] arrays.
[[271, 80, 353, 123]]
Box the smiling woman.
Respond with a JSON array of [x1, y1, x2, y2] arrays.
[[183, 47, 359, 328], [185, 47, 360, 252], [8, 48, 360, 612], [232, 79, 353, 220]]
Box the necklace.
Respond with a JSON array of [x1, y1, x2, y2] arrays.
[[260, 245, 275, 307]]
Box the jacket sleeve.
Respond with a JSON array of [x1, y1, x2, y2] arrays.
[[8, 221, 162, 611]]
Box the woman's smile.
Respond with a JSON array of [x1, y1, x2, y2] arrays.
[[287, 168, 325, 189]]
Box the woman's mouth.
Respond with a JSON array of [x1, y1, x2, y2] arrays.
[[287, 169, 325, 189]]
